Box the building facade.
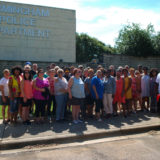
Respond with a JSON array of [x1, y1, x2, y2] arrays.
[[0, 1, 76, 62]]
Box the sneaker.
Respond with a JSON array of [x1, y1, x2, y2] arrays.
[[29, 114, 33, 118], [23, 121, 27, 125], [18, 117, 22, 122], [3, 120, 7, 124], [73, 120, 78, 124], [97, 118, 102, 122], [26, 120, 31, 125], [77, 119, 83, 123]]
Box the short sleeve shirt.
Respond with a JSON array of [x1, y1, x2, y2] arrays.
[[91, 76, 104, 99], [0, 77, 9, 96], [156, 73, 160, 93]]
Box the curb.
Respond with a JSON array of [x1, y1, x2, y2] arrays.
[[0, 124, 160, 150]]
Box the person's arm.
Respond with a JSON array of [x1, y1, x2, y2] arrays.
[[112, 78, 116, 97], [126, 77, 132, 92], [0, 83, 6, 103], [121, 78, 125, 97], [33, 79, 45, 92], [8, 77, 13, 100], [20, 79, 27, 102], [92, 85, 99, 99], [84, 79, 90, 95], [92, 78, 99, 99], [68, 77, 73, 99]]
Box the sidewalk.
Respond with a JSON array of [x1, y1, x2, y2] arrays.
[[0, 112, 160, 150]]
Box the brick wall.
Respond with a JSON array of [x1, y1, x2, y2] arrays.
[[103, 54, 160, 70]]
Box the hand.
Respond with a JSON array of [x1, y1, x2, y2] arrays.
[[96, 94, 99, 100], [41, 88, 45, 92], [2, 96, 6, 103], [23, 97, 27, 103], [69, 94, 72, 99]]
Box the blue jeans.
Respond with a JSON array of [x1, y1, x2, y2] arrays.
[[55, 94, 67, 120], [10, 97, 20, 113]]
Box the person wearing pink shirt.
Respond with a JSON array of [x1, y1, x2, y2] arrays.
[[20, 71, 33, 125]]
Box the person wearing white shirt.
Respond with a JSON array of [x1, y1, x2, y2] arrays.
[[0, 69, 10, 124]]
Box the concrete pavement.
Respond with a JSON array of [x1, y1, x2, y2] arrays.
[[0, 112, 160, 150]]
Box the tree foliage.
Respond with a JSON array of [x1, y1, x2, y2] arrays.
[[115, 23, 155, 57], [153, 32, 160, 55], [76, 33, 115, 62]]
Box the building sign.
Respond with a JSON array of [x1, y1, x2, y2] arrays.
[[0, 1, 76, 62], [0, 4, 50, 38]]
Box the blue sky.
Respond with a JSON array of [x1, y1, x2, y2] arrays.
[[83, 0, 160, 10], [3, 0, 160, 46]]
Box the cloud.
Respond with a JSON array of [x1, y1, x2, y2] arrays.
[[4, 0, 160, 46], [76, 6, 160, 46]]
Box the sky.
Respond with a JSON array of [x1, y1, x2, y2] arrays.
[[3, 0, 160, 46]]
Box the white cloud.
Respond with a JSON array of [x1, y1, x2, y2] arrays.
[[3, 0, 160, 46], [76, 6, 160, 46]]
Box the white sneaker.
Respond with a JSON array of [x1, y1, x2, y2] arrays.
[[77, 119, 83, 123], [97, 118, 102, 122], [73, 120, 78, 124]]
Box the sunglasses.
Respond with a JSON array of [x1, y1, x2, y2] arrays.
[[24, 72, 30, 74]]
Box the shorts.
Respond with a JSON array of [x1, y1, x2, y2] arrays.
[[10, 97, 21, 113], [0, 96, 10, 106], [85, 95, 94, 105], [21, 98, 32, 107], [69, 96, 84, 105]]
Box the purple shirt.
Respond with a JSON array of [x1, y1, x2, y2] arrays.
[[33, 77, 49, 100]]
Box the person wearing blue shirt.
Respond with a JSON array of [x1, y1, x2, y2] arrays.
[[91, 70, 104, 121]]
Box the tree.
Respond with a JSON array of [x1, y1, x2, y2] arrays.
[[153, 32, 160, 55], [115, 23, 154, 57], [76, 33, 115, 62]]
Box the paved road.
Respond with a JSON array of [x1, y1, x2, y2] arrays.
[[1, 131, 160, 160]]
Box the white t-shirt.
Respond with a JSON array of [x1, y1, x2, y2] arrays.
[[0, 77, 9, 96], [156, 73, 160, 94]]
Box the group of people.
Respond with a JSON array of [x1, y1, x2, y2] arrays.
[[0, 62, 160, 125]]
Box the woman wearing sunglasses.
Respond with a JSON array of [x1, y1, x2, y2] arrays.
[[68, 68, 85, 124]]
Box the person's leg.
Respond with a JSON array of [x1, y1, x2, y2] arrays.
[[80, 99, 86, 119], [103, 93, 107, 114], [95, 99, 101, 120], [18, 103, 22, 119], [40, 100, 46, 122], [2, 105, 6, 122], [122, 103, 126, 117], [35, 100, 40, 122], [55, 95, 63, 121], [22, 106, 26, 122], [47, 94, 52, 116], [108, 94, 113, 114], [76, 105, 80, 121], [146, 97, 150, 110], [60, 94, 66, 120], [52, 95, 56, 116], [113, 102, 118, 115], [7, 105, 10, 121], [72, 105, 76, 121], [134, 99, 137, 112], [141, 97, 145, 110]]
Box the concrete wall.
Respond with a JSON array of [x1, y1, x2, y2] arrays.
[[0, 1, 76, 62], [104, 54, 160, 70]]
